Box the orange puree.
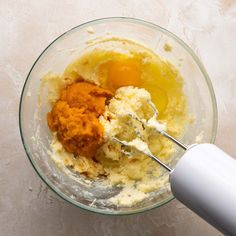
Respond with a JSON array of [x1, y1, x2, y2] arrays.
[[47, 82, 113, 158]]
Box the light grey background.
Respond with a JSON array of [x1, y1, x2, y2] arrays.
[[1, 0, 235, 235]]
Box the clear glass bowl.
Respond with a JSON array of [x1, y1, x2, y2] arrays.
[[19, 17, 217, 215]]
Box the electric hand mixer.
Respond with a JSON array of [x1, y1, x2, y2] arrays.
[[113, 99, 236, 235]]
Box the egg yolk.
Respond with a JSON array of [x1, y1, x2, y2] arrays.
[[99, 57, 169, 115], [106, 59, 141, 91]]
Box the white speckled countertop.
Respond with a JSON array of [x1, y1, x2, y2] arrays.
[[1, 0, 235, 235]]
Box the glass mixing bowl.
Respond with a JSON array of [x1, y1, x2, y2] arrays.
[[19, 17, 217, 215]]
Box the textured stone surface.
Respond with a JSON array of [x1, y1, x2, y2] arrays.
[[1, 0, 235, 235]]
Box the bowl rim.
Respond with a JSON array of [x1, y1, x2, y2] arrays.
[[19, 16, 218, 215]]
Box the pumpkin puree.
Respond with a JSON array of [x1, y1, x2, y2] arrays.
[[47, 82, 113, 158]]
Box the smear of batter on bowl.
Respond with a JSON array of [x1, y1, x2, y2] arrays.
[[164, 43, 172, 52], [44, 37, 189, 207]]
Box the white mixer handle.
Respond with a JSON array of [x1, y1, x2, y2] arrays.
[[170, 144, 236, 235]]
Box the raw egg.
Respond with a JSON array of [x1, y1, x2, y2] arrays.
[[106, 59, 141, 91]]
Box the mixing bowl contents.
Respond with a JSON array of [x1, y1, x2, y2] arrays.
[[44, 37, 189, 206]]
